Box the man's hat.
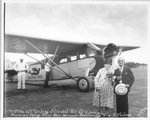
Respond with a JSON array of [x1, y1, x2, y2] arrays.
[[115, 83, 128, 95]]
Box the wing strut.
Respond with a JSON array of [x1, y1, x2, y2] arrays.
[[26, 40, 73, 79], [10, 46, 68, 76], [53, 45, 59, 61], [87, 43, 101, 51]]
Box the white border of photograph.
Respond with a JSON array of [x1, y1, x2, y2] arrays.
[[1, 0, 150, 120]]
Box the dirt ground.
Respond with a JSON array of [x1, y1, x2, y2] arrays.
[[3, 67, 147, 118]]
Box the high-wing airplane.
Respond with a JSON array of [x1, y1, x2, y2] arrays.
[[4, 34, 139, 92]]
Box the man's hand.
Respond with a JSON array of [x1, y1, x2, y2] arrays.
[[125, 84, 130, 88]]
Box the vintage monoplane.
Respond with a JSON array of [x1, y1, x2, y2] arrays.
[[5, 34, 139, 92]]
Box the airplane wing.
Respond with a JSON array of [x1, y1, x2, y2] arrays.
[[117, 45, 140, 52], [5, 34, 85, 55], [96, 44, 139, 52], [5, 34, 139, 55]]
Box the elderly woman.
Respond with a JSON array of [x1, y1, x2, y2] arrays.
[[93, 59, 114, 116]]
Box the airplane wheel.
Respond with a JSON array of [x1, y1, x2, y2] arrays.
[[77, 77, 90, 92]]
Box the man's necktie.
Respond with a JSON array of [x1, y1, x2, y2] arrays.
[[119, 67, 122, 75]]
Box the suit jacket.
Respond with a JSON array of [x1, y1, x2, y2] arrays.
[[114, 65, 135, 93]]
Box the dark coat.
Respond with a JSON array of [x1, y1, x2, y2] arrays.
[[114, 65, 135, 93]]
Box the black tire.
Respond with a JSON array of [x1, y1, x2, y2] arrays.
[[77, 77, 90, 92]]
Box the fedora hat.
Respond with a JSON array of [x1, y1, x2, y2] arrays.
[[115, 83, 128, 95]]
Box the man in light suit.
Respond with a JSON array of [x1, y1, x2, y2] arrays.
[[113, 57, 135, 117], [13, 58, 29, 90]]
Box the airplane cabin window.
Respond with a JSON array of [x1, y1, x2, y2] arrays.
[[80, 54, 86, 59], [60, 58, 67, 63], [70, 55, 77, 61], [89, 53, 95, 56]]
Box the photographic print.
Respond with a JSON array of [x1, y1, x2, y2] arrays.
[[2, 0, 149, 119]]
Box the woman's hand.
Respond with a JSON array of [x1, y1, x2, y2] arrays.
[[117, 76, 122, 80], [106, 73, 113, 78], [95, 87, 100, 92]]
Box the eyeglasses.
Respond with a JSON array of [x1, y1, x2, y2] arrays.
[[118, 60, 124, 62], [118, 61, 123, 62]]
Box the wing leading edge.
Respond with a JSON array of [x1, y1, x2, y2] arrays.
[[5, 34, 84, 55], [5, 34, 139, 55]]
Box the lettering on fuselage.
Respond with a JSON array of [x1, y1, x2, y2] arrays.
[[28, 64, 45, 80]]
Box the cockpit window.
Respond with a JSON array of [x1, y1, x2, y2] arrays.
[[70, 55, 77, 61], [60, 58, 67, 63], [80, 54, 86, 59], [89, 53, 95, 56]]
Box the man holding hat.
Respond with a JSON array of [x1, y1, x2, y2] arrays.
[[113, 57, 134, 117], [14, 58, 29, 90]]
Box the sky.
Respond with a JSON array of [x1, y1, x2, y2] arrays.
[[4, 3, 149, 63]]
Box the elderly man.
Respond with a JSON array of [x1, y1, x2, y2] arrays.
[[14, 58, 29, 90], [113, 57, 135, 117]]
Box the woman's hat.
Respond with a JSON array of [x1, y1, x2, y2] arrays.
[[115, 83, 128, 95], [104, 58, 112, 65]]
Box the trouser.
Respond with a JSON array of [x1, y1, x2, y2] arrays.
[[116, 93, 129, 117], [17, 72, 26, 89], [44, 72, 50, 87]]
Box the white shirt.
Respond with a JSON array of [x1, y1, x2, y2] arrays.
[[119, 65, 124, 73], [13, 62, 29, 71], [45, 63, 51, 72]]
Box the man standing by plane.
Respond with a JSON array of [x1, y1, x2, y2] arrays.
[[14, 58, 29, 90], [44, 59, 51, 87]]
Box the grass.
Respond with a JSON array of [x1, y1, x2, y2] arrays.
[[4, 67, 147, 117], [128, 67, 147, 117]]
